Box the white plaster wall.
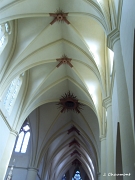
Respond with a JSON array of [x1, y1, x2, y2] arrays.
[[0, 115, 10, 162], [112, 77, 119, 169], [120, 0, 135, 129]]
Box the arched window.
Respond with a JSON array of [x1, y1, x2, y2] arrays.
[[15, 131, 24, 152], [15, 122, 30, 153], [0, 22, 10, 54], [3, 74, 24, 115], [72, 170, 82, 180], [21, 132, 30, 153]]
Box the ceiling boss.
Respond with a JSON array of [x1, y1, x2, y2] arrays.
[[57, 91, 84, 113], [49, 9, 70, 25]]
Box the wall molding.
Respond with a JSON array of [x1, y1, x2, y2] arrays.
[[0, 109, 12, 131]]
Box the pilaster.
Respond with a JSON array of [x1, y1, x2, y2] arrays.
[[107, 28, 135, 179], [103, 96, 115, 179], [97, 172, 101, 180], [100, 136, 107, 180]]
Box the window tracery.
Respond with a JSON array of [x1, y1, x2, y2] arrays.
[[3, 74, 23, 115], [15, 122, 30, 153]]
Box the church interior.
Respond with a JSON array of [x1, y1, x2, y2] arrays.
[[0, 0, 135, 180]]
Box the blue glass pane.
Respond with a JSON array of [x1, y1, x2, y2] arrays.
[[73, 170, 82, 180]]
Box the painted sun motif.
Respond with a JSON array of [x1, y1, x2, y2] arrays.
[[57, 91, 83, 113]]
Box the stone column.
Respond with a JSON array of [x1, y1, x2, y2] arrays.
[[97, 172, 101, 180], [107, 29, 135, 179], [100, 136, 107, 180], [0, 130, 17, 180], [103, 97, 115, 180], [26, 168, 38, 180]]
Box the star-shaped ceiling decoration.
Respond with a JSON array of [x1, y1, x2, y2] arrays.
[[56, 55, 73, 68], [49, 9, 70, 25], [56, 91, 83, 113]]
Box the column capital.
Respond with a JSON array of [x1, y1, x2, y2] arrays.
[[100, 135, 106, 141], [10, 130, 18, 137], [102, 96, 112, 109], [107, 28, 120, 50]]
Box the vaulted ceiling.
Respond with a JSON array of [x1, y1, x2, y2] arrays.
[[0, 0, 121, 179]]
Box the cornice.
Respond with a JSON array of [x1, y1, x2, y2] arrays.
[[0, 109, 18, 136], [107, 28, 120, 50], [102, 96, 112, 109], [0, 109, 12, 131]]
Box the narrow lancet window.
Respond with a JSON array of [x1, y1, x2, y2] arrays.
[[15, 121, 30, 153]]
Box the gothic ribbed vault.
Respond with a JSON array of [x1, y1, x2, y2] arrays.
[[0, 0, 124, 180]]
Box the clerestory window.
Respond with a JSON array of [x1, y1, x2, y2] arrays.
[[0, 22, 10, 53], [3, 74, 23, 115], [15, 122, 30, 153]]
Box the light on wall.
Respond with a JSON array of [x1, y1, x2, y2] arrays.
[[108, 49, 114, 75]]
